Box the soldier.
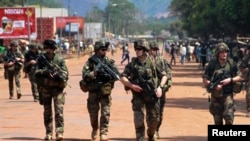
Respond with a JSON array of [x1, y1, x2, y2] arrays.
[[238, 45, 250, 117], [202, 42, 242, 125], [148, 41, 172, 139], [120, 39, 168, 141], [81, 40, 120, 141], [24, 43, 41, 102], [34, 39, 69, 140], [3, 39, 24, 99]]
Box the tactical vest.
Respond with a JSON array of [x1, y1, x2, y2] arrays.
[[209, 58, 241, 94], [36, 53, 68, 89], [129, 56, 158, 88], [80, 56, 115, 94]]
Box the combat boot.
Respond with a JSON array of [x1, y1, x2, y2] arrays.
[[154, 131, 159, 139], [91, 130, 98, 140], [56, 134, 63, 141], [100, 134, 108, 141], [44, 134, 52, 140]]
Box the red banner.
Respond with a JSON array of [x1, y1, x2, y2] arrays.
[[0, 7, 36, 39], [56, 16, 84, 34]]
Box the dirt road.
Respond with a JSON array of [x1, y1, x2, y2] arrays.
[[0, 45, 249, 141]]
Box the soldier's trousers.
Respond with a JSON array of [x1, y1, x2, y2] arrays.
[[87, 91, 111, 136], [28, 73, 39, 100], [132, 94, 160, 141], [156, 92, 166, 132], [42, 89, 65, 136], [209, 94, 235, 125], [7, 69, 21, 97]]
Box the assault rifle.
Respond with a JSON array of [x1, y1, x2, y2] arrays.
[[91, 57, 120, 81], [6, 55, 23, 68], [134, 69, 158, 102], [206, 65, 237, 93], [39, 54, 70, 87]]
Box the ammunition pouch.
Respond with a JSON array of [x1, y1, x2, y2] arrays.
[[233, 81, 243, 93], [79, 79, 89, 92], [101, 82, 112, 95]]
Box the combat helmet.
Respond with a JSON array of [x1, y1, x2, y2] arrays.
[[134, 39, 150, 51], [43, 39, 57, 49], [149, 41, 159, 50], [94, 40, 109, 51], [10, 39, 19, 47], [28, 43, 38, 50], [215, 42, 229, 56]]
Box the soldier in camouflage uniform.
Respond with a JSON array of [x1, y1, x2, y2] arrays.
[[81, 40, 119, 141], [202, 42, 242, 125], [34, 39, 69, 141], [24, 43, 41, 102], [120, 39, 168, 141], [238, 45, 250, 117], [148, 41, 172, 139], [3, 39, 24, 99]]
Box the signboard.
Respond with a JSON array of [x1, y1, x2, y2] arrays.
[[56, 16, 84, 36], [0, 7, 36, 39]]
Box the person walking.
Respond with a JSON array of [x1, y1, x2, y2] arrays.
[[202, 42, 242, 125], [170, 44, 176, 66], [120, 43, 130, 64], [24, 43, 41, 102], [80, 40, 120, 141], [148, 41, 172, 139], [34, 39, 69, 140], [3, 39, 24, 99], [120, 39, 167, 141]]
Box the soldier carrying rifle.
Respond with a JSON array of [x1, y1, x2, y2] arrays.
[[202, 42, 243, 125]]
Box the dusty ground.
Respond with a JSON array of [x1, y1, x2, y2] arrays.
[[0, 45, 249, 141]]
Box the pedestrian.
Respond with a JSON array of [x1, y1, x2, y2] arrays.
[[200, 43, 207, 70], [170, 44, 176, 66], [2, 39, 24, 99], [120, 43, 130, 64], [120, 39, 167, 141], [238, 45, 250, 117], [202, 42, 242, 125], [148, 41, 172, 139], [23, 43, 41, 102], [34, 39, 69, 140], [80, 40, 120, 141], [179, 44, 186, 65]]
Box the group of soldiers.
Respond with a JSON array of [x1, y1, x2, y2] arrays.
[[3, 37, 250, 140], [2, 39, 69, 141], [80, 39, 172, 141], [2, 38, 172, 141]]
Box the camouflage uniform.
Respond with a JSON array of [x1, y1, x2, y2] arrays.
[[81, 40, 119, 141], [149, 41, 172, 138], [3, 40, 24, 99], [202, 42, 241, 125], [34, 39, 68, 140], [238, 46, 250, 117], [24, 44, 40, 102], [121, 39, 166, 141]]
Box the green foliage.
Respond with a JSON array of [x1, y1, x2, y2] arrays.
[[170, 0, 250, 39]]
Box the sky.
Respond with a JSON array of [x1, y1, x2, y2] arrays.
[[62, 0, 107, 17]]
